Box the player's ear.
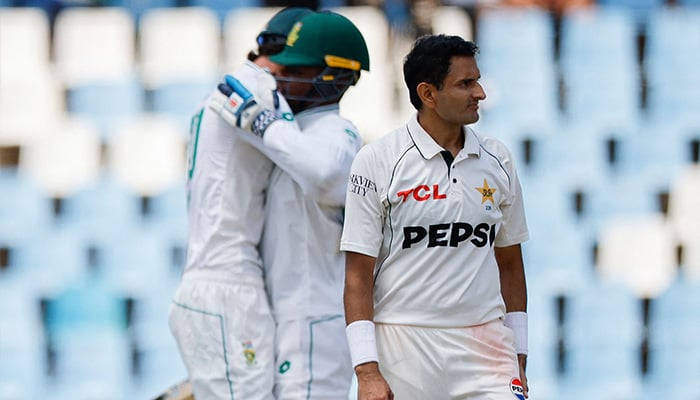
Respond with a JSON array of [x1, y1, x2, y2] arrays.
[[416, 82, 437, 109]]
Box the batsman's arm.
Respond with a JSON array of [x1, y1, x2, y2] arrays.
[[495, 243, 529, 398], [211, 73, 360, 206], [344, 251, 394, 400]]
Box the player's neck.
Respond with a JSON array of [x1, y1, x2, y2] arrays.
[[417, 111, 464, 155]]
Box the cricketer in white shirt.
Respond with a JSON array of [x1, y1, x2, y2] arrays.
[[341, 114, 530, 398], [259, 104, 361, 399], [169, 61, 285, 400]]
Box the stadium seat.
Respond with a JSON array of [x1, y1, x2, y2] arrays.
[[43, 270, 131, 400], [47, 327, 132, 400], [559, 7, 641, 130], [25, 225, 92, 297], [103, 0, 177, 22], [644, 7, 700, 122], [67, 80, 145, 140], [139, 7, 221, 89], [523, 285, 561, 399], [0, 7, 52, 82], [53, 7, 142, 138], [107, 114, 187, 198], [645, 278, 700, 398], [0, 275, 46, 399], [595, 0, 667, 25], [332, 6, 399, 142], [146, 183, 188, 236], [668, 164, 700, 276], [53, 7, 136, 87], [0, 8, 64, 146], [57, 175, 143, 242], [0, 169, 53, 241], [149, 82, 213, 133], [431, 5, 473, 39], [19, 116, 101, 198], [187, 0, 260, 27], [667, 164, 700, 240], [560, 281, 644, 399], [99, 224, 180, 297], [129, 285, 187, 398], [476, 7, 558, 134], [596, 213, 678, 298], [223, 7, 281, 72]]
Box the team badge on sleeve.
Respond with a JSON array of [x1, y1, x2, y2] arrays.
[[510, 378, 525, 400]]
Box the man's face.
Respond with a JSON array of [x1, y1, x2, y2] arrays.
[[432, 56, 486, 125], [274, 65, 325, 113]]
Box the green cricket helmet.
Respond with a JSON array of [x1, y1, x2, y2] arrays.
[[269, 11, 370, 104], [255, 7, 314, 56]]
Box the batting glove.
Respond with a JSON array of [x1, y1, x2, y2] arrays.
[[207, 72, 281, 137]]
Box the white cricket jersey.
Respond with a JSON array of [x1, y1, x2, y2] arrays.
[[257, 105, 363, 319], [340, 114, 529, 328], [184, 61, 293, 277]]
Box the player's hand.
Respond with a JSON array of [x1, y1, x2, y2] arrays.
[[207, 72, 280, 137], [518, 354, 529, 398], [355, 362, 394, 400]]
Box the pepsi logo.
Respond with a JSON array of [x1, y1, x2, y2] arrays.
[[510, 378, 525, 400]]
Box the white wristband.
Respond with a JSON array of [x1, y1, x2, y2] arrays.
[[504, 311, 528, 356], [345, 320, 379, 368]]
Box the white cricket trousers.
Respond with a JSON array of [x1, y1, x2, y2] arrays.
[[375, 319, 524, 400], [169, 270, 275, 400], [274, 315, 353, 400]]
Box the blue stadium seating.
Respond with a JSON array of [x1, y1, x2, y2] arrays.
[[560, 281, 644, 399], [595, 0, 667, 25], [104, 0, 177, 22], [186, 0, 260, 27], [476, 7, 559, 133], [67, 80, 145, 140], [0, 275, 46, 399], [645, 278, 700, 398], [129, 284, 187, 398], [149, 81, 215, 134], [645, 7, 700, 123], [57, 175, 143, 241], [559, 7, 641, 130], [0, 169, 53, 237]]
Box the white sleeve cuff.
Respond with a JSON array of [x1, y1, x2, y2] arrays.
[[345, 320, 379, 368], [504, 311, 528, 356]]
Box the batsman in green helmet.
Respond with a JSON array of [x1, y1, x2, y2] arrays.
[[269, 10, 370, 113], [208, 9, 370, 400]]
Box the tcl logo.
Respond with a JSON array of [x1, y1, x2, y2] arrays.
[[397, 184, 446, 202]]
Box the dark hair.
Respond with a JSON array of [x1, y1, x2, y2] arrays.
[[247, 33, 289, 61], [403, 34, 479, 110]]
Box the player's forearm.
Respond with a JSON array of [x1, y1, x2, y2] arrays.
[[263, 123, 355, 204], [495, 244, 527, 312], [344, 251, 377, 323]]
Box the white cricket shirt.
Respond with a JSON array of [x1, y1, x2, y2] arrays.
[[340, 114, 529, 327], [256, 105, 363, 319], [184, 61, 293, 277]]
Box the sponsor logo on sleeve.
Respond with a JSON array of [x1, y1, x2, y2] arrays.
[[349, 174, 376, 197]]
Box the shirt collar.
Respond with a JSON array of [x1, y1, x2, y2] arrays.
[[407, 113, 481, 160]]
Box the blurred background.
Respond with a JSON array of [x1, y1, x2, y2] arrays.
[[1, 0, 699, 399]]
